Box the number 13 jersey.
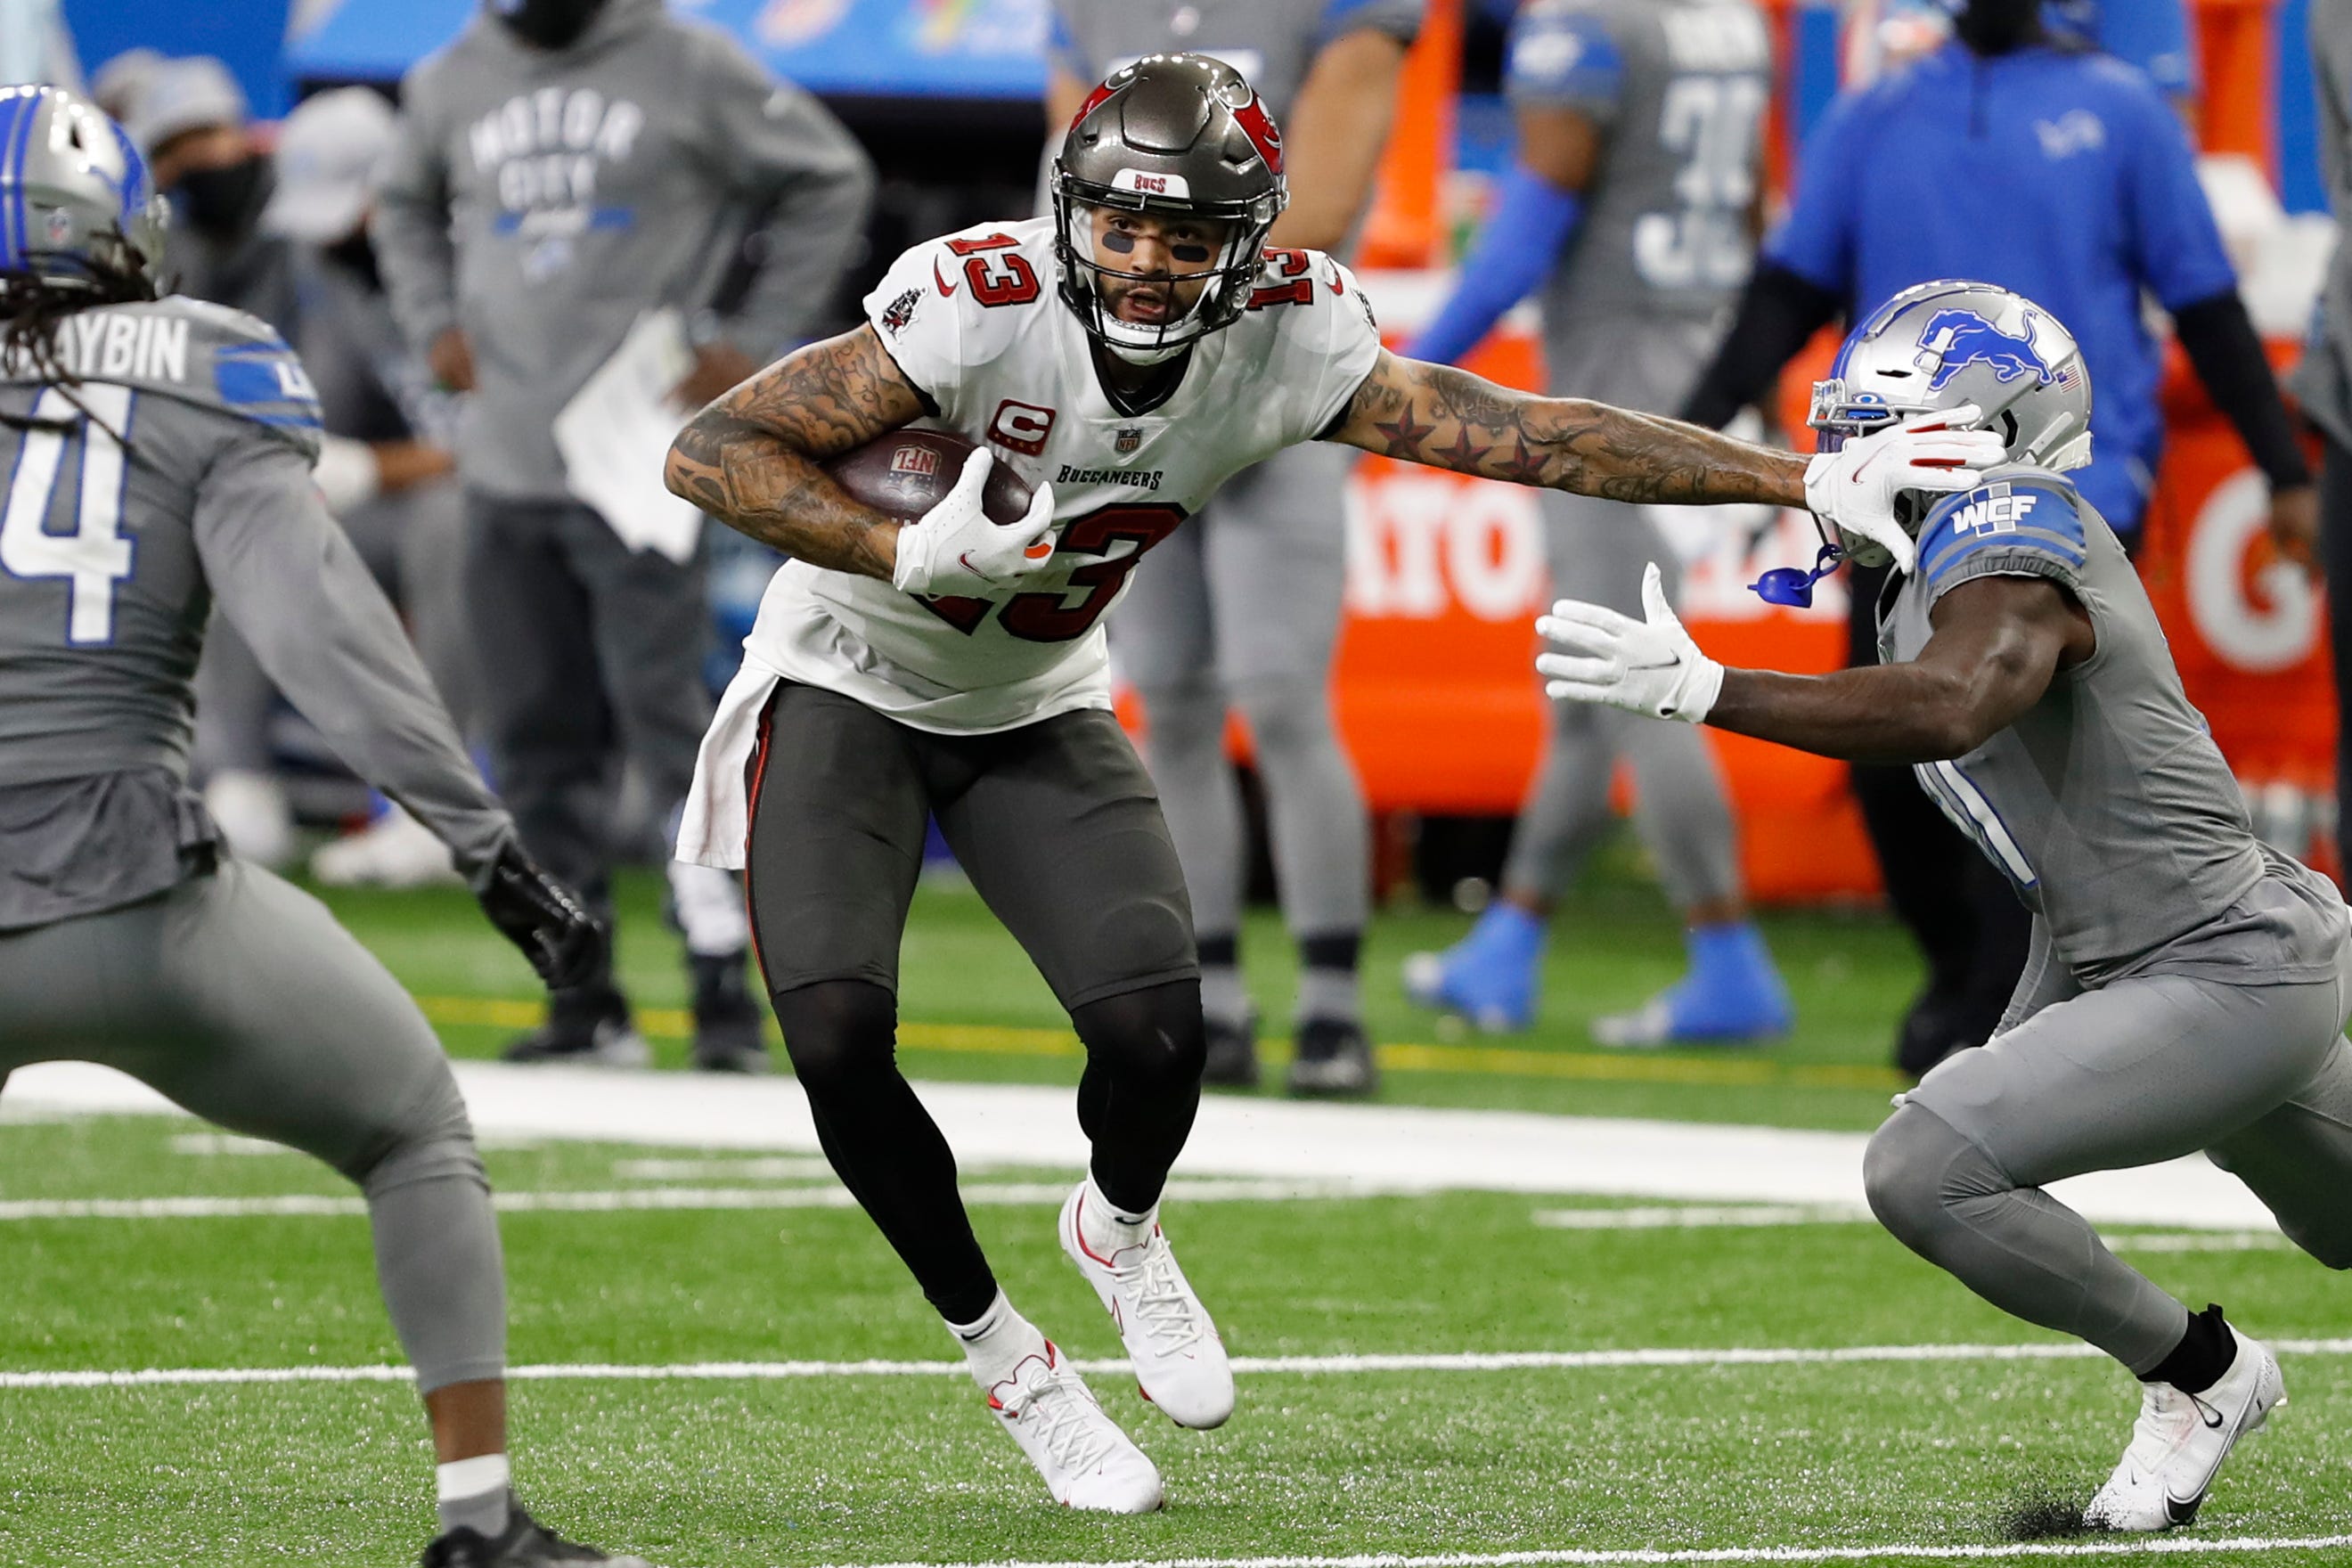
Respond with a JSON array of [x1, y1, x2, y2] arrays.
[[735, 216, 1382, 737]]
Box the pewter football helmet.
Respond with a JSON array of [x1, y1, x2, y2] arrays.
[[1050, 53, 1289, 365], [0, 86, 167, 299], [1809, 281, 2093, 486]]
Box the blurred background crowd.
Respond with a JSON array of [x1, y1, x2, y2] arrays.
[[31, 0, 2352, 1089]]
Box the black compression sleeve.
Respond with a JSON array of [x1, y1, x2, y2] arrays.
[[1678, 262, 1846, 430], [2172, 290, 2313, 492]]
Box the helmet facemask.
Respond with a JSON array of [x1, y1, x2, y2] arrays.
[[1808, 282, 2094, 526], [1052, 173, 1281, 365], [1050, 55, 1291, 366]]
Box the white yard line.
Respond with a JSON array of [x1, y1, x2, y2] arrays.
[[10, 1337, 2352, 1391], [807, 1539, 2352, 1568], [1532, 1206, 1873, 1229], [0, 1176, 1389, 1222], [0, 1059, 2291, 1229]]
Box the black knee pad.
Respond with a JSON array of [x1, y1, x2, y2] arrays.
[[772, 979, 898, 1095], [1072, 980, 1206, 1090], [1864, 1102, 2008, 1258]]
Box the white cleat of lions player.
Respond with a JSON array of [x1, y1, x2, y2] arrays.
[[2084, 1333, 2284, 1531], [1059, 1178, 1235, 1430]]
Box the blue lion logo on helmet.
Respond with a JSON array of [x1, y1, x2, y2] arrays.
[[1916, 307, 2057, 394]]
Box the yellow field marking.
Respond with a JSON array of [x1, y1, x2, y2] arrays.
[[415, 996, 1905, 1092]]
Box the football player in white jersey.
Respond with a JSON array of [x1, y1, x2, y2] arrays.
[[666, 54, 1997, 1513]]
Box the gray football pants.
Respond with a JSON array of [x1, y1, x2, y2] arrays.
[[1115, 440, 1369, 944], [195, 480, 477, 777], [0, 862, 506, 1393], [1507, 314, 1741, 912], [464, 494, 713, 926], [1503, 493, 1742, 911], [1865, 926, 2352, 1373]]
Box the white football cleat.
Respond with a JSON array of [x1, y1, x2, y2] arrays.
[[2085, 1334, 2284, 1531], [984, 1339, 1164, 1514], [1059, 1182, 1235, 1430], [310, 804, 461, 887]]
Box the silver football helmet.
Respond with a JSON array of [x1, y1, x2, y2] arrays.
[[1809, 279, 2094, 491], [0, 85, 167, 300]]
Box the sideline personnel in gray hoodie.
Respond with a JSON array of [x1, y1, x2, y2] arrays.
[[374, 0, 874, 1071]]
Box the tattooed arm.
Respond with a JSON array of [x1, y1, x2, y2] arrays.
[[1327, 349, 1808, 507], [664, 324, 930, 580]]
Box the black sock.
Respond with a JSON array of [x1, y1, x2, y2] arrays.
[[2144, 1303, 2236, 1394]]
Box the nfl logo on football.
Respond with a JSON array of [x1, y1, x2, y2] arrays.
[[1115, 427, 1143, 455], [883, 443, 941, 495]]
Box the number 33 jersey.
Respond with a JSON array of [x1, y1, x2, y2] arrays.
[[744, 217, 1379, 734]]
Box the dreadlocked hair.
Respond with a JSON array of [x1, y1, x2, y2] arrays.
[[0, 249, 158, 386], [0, 249, 156, 448]]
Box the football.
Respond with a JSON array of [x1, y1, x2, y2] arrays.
[[824, 428, 1034, 526]]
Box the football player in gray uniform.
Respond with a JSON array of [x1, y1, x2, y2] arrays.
[[0, 87, 642, 1568], [1537, 280, 2352, 1531], [1047, 0, 1424, 1096], [1403, 0, 1793, 1047]]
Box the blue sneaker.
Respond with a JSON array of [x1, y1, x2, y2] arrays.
[[1592, 922, 1793, 1048], [1401, 903, 1544, 1033]]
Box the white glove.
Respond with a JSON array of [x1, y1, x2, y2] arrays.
[[1535, 562, 1724, 724], [1802, 406, 2005, 573], [889, 448, 1057, 596]]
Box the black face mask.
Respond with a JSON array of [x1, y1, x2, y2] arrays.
[[490, 0, 611, 50], [325, 228, 382, 292], [1954, 0, 2045, 55], [172, 154, 269, 239]]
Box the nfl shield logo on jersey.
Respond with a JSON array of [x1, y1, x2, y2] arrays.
[[1115, 427, 1143, 455]]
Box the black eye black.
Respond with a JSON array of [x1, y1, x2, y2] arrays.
[[1100, 230, 1137, 254]]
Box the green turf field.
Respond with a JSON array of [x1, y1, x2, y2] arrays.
[[4, 870, 2347, 1566], [326, 864, 1927, 1131]]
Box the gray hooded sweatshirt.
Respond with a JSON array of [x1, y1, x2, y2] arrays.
[[373, 0, 875, 501]]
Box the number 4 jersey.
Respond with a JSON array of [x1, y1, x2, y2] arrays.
[[0, 295, 516, 928], [679, 218, 1380, 867], [0, 297, 323, 784]]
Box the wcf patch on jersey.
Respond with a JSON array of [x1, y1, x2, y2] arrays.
[[1949, 482, 2038, 538]]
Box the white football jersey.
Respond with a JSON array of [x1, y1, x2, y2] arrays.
[[747, 216, 1381, 734], [679, 217, 1381, 868]]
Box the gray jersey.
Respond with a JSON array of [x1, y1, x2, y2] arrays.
[[2288, 0, 2352, 450], [1049, 0, 1423, 124], [0, 296, 514, 928], [1877, 465, 2349, 990], [1507, 0, 1770, 351], [372, 0, 875, 502]]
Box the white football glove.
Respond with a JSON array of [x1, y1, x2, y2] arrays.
[[1535, 562, 1724, 724], [1802, 405, 2006, 573], [889, 448, 1058, 597]]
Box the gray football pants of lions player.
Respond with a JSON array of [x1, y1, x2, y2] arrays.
[[0, 862, 507, 1393], [1116, 441, 1369, 972], [1865, 927, 2352, 1373], [1504, 317, 1740, 911]]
